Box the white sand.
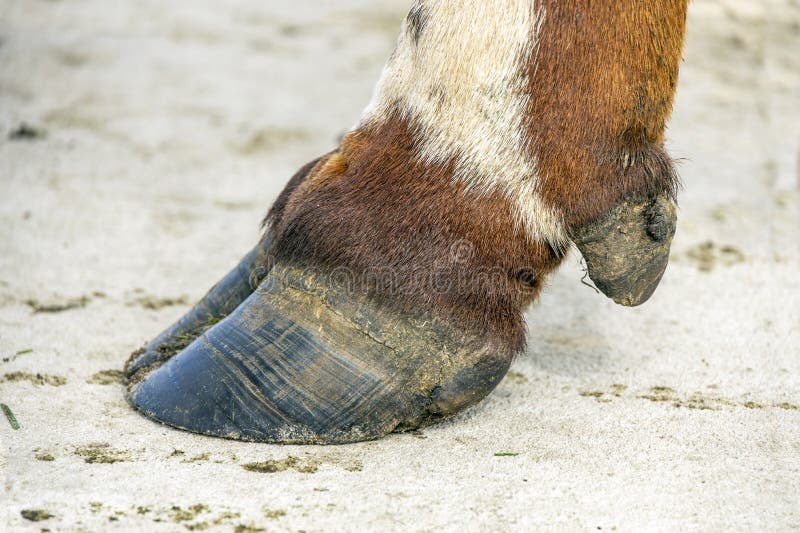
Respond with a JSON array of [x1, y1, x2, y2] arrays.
[[1, 0, 798, 531]]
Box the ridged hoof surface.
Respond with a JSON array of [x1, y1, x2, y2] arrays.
[[127, 264, 510, 444], [125, 236, 273, 378]]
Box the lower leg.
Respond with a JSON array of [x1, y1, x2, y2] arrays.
[[125, 124, 563, 442]]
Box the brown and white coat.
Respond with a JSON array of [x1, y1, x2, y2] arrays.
[[126, 0, 688, 444], [266, 0, 687, 357]]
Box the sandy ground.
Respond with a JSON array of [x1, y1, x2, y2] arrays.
[[1, 0, 799, 531]]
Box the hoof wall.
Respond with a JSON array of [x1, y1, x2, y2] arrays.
[[128, 265, 510, 443]]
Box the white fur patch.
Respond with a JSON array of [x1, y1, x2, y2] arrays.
[[360, 0, 567, 248]]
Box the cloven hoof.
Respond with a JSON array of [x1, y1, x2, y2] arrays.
[[125, 194, 677, 444], [126, 264, 509, 444]]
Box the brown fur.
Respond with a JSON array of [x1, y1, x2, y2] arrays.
[[529, 1, 687, 230], [264, 2, 688, 356], [269, 116, 564, 354], [264, 154, 328, 228]]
